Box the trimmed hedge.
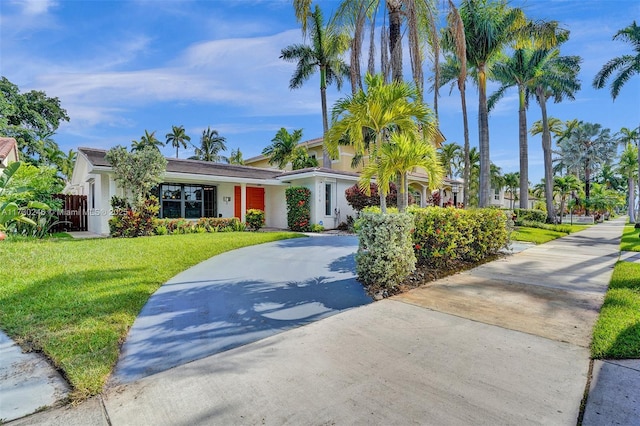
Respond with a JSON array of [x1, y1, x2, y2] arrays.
[[286, 186, 311, 231], [409, 207, 509, 268], [514, 208, 546, 223], [154, 217, 243, 235], [355, 212, 416, 289]]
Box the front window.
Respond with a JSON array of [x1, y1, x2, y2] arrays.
[[325, 183, 333, 216], [159, 184, 216, 219], [494, 188, 500, 200]]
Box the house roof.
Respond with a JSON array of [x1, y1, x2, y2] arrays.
[[279, 166, 360, 179], [79, 147, 285, 180], [0, 137, 18, 161]]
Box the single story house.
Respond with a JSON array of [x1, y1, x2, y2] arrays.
[[0, 137, 20, 169], [67, 147, 367, 235]]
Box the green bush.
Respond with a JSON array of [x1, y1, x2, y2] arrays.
[[409, 207, 508, 267], [245, 209, 265, 231], [514, 208, 546, 223], [286, 186, 311, 232], [310, 223, 325, 232], [195, 217, 241, 232], [355, 212, 416, 289], [109, 196, 160, 237], [518, 220, 573, 234]]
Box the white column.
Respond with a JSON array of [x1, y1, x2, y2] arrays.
[[421, 186, 427, 208], [240, 183, 247, 223]]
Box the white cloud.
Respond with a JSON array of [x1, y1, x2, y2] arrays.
[[13, 0, 57, 15]]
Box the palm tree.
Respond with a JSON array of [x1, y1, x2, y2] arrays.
[[557, 121, 617, 213], [281, 5, 349, 169], [617, 126, 640, 223], [262, 128, 304, 169], [326, 73, 436, 212], [502, 172, 519, 210], [165, 125, 191, 159], [59, 149, 77, 183], [192, 127, 227, 162], [132, 130, 164, 152], [226, 148, 244, 165], [290, 147, 319, 170], [359, 132, 444, 213], [553, 174, 582, 223], [618, 143, 638, 222], [438, 142, 461, 178], [593, 21, 640, 100], [442, 0, 471, 207]]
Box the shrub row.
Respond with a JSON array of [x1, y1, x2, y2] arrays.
[[517, 220, 573, 234], [409, 207, 509, 269], [154, 217, 244, 235], [286, 186, 311, 231], [514, 208, 546, 223]]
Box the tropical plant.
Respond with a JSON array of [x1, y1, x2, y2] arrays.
[[618, 143, 639, 222], [285, 186, 311, 231], [59, 149, 77, 183], [245, 209, 265, 232], [593, 21, 640, 100], [281, 4, 349, 168], [165, 125, 191, 159], [131, 130, 164, 152], [191, 127, 227, 162], [0, 162, 49, 233], [556, 121, 618, 212], [438, 142, 461, 178], [326, 73, 437, 212], [553, 174, 582, 223], [358, 132, 443, 213], [226, 148, 244, 165], [290, 146, 319, 170], [617, 126, 640, 223], [262, 128, 304, 170], [502, 172, 519, 210]]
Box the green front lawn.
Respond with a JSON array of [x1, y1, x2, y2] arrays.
[[591, 261, 640, 359], [511, 224, 589, 245], [0, 232, 300, 399], [620, 223, 640, 252]]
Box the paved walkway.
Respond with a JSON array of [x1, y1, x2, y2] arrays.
[[5, 217, 639, 425]]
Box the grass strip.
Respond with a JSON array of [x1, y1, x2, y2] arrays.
[[510, 226, 568, 244], [591, 261, 640, 359], [620, 223, 640, 252], [0, 232, 300, 399]]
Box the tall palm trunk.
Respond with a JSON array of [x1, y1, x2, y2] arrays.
[[320, 65, 331, 169], [388, 1, 403, 84], [585, 159, 591, 216], [537, 89, 556, 222], [478, 63, 491, 207], [462, 89, 470, 208], [628, 177, 636, 223], [518, 85, 528, 209]]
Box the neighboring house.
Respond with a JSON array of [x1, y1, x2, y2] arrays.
[[0, 137, 20, 169], [493, 188, 539, 210], [67, 147, 363, 235], [245, 135, 463, 209]]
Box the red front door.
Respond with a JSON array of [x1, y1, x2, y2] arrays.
[[234, 186, 265, 219]]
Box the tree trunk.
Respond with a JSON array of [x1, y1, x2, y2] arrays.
[[398, 173, 407, 213], [176, 146, 179, 159], [478, 63, 490, 207], [518, 86, 528, 209], [585, 160, 591, 216], [380, 190, 387, 213], [559, 197, 565, 224], [388, 1, 403, 83], [629, 177, 636, 223], [538, 90, 556, 223], [320, 66, 331, 169], [461, 83, 470, 208], [637, 140, 640, 223]]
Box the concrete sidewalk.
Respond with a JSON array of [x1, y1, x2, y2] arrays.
[[7, 217, 638, 425]]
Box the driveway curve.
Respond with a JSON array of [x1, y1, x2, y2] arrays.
[[110, 235, 372, 384]]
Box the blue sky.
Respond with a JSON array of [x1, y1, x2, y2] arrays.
[[1, 0, 639, 184]]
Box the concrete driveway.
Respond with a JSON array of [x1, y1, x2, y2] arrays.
[[110, 235, 372, 384]]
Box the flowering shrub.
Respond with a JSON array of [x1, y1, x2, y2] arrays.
[[409, 206, 508, 267], [286, 186, 311, 231], [345, 182, 411, 211], [109, 196, 159, 237], [245, 209, 265, 231], [355, 211, 416, 289], [153, 217, 242, 234]]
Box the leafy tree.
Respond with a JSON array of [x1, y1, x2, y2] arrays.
[[262, 128, 304, 169], [59, 149, 77, 184], [0, 77, 69, 162], [0, 162, 50, 233], [290, 146, 319, 170], [281, 5, 349, 168], [105, 146, 167, 205], [593, 21, 640, 100], [226, 148, 245, 165], [618, 143, 638, 222], [191, 127, 227, 162], [358, 132, 443, 213], [165, 125, 191, 159], [2, 162, 63, 208], [326, 73, 436, 212], [556, 122, 617, 213], [131, 130, 163, 152]]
